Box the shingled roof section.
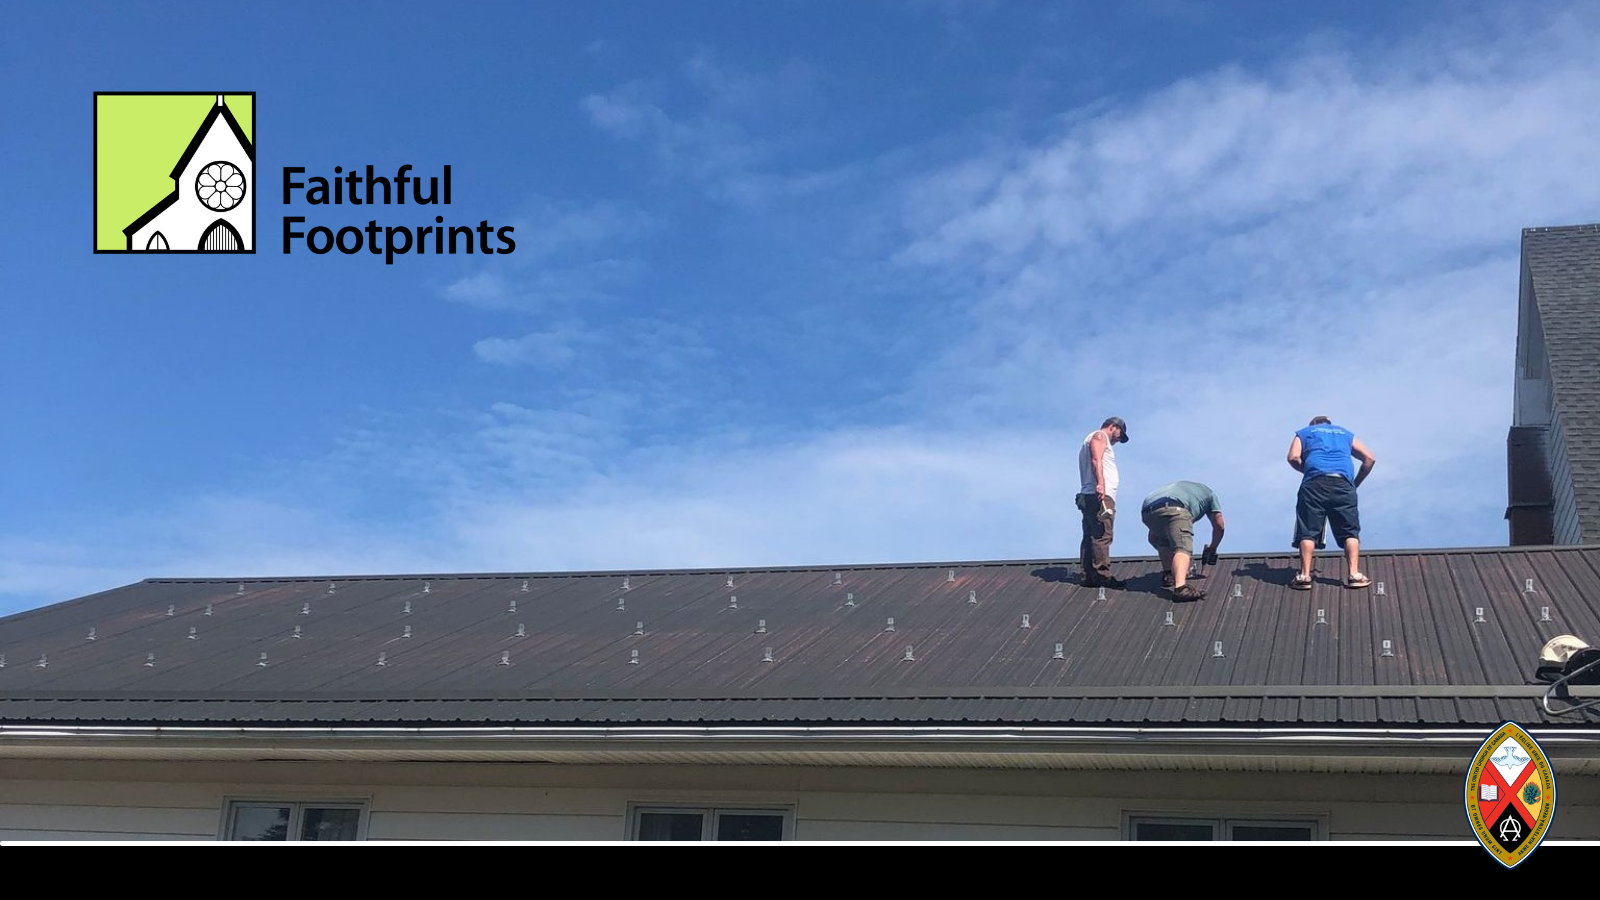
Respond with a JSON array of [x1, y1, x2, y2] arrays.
[[4, 548, 1600, 729], [1524, 224, 1600, 542]]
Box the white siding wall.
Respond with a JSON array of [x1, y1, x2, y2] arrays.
[[1513, 267, 1552, 428], [3, 760, 1598, 842]]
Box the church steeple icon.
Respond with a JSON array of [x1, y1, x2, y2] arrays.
[[121, 93, 255, 252]]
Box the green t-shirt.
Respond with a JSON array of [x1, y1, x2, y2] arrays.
[[1141, 481, 1221, 518]]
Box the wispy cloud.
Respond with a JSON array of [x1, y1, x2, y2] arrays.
[[441, 199, 652, 312], [472, 325, 591, 368], [470, 317, 713, 374], [582, 53, 854, 205]]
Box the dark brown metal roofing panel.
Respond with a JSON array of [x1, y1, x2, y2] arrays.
[[1334, 562, 1376, 687], [1124, 590, 1191, 688], [1070, 698, 1118, 722], [1375, 698, 1416, 723], [1365, 556, 1409, 687], [1416, 698, 1458, 725], [1066, 578, 1166, 690], [327, 577, 603, 692], [492, 574, 703, 693], [1410, 555, 1460, 683], [1107, 697, 1151, 723], [1401, 553, 1473, 687], [748, 567, 920, 692], [1450, 552, 1533, 686], [1539, 549, 1600, 654], [1029, 580, 1129, 688], [1496, 551, 1579, 682], [9, 549, 1600, 728], [1300, 581, 1341, 687], [1300, 697, 1337, 723], [1181, 699, 1225, 722], [1262, 564, 1313, 684], [894, 567, 1041, 688], [1226, 558, 1283, 689], [1261, 696, 1297, 722], [1500, 699, 1560, 726], [1144, 698, 1188, 722], [1459, 698, 1502, 723], [0, 580, 248, 692], [1337, 698, 1377, 723], [862, 567, 1027, 691], [3, 694, 1578, 726], [658, 569, 815, 691], [1221, 697, 1262, 723], [1145, 566, 1235, 689]]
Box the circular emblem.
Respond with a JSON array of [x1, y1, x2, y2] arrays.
[[196, 161, 246, 212]]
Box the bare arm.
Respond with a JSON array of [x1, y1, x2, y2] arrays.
[[1089, 431, 1108, 496], [1351, 437, 1376, 488], [1205, 511, 1225, 553], [1287, 436, 1305, 473]]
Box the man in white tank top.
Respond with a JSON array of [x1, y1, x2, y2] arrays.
[[1076, 416, 1129, 588]]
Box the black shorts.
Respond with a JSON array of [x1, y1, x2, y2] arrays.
[[1293, 475, 1360, 548]]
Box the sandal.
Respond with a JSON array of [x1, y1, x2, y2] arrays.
[[1171, 584, 1205, 601], [1345, 573, 1372, 590], [1291, 574, 1313, 591]]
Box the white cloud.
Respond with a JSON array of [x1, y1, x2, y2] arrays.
[[581, 54, 853, 205], [442, 258, 642, 312], [473, 326, 590, 367], [441, 271, 509, 304], [441, 198, 652, 311], [510, 199, 654, 260]]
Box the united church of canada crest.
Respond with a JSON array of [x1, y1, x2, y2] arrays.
[[1465, 722, 1556, 867]]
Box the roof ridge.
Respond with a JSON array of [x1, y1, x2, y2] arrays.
[[1523, 223, 1600, 236], [135, 544, 1600, 583]]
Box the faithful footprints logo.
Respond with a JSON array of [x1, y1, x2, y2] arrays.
[[94, 92, 514, 262], [94, 92, 255, 252]]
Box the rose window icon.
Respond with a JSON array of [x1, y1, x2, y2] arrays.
[[196, 161, 246, 212]]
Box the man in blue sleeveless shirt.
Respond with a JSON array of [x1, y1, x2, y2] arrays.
[[1287, 416, 1376, 590]]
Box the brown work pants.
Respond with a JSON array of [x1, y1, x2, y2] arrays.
[[1076, 493, 1114, 583]]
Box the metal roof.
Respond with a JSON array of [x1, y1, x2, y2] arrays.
[[1524, 224, 1600, 541], [3, 547, 1599, 728]]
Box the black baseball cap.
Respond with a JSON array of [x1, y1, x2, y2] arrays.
[[1102, 416, 1129, 443]]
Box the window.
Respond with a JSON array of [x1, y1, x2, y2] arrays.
[[224, 800, 366, 841], [196, 161, 246, 211], [1127, 816, 1320, 841], [630, 805, 791, 841]]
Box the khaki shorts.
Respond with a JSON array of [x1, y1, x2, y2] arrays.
[[1142, 506, 1194, 555]]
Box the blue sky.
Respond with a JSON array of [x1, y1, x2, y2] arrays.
[[3, 2, 1598, 615]]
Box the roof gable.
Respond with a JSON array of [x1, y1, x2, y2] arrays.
[[1523, 224, 1600, 540]]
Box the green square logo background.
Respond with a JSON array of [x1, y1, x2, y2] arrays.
[[94, 94, 254, 250]]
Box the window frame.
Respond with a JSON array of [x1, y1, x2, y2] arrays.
[[1125, 813, 1324, 842], [220, 797, 370, 842], [626, 802, 794, 841]]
